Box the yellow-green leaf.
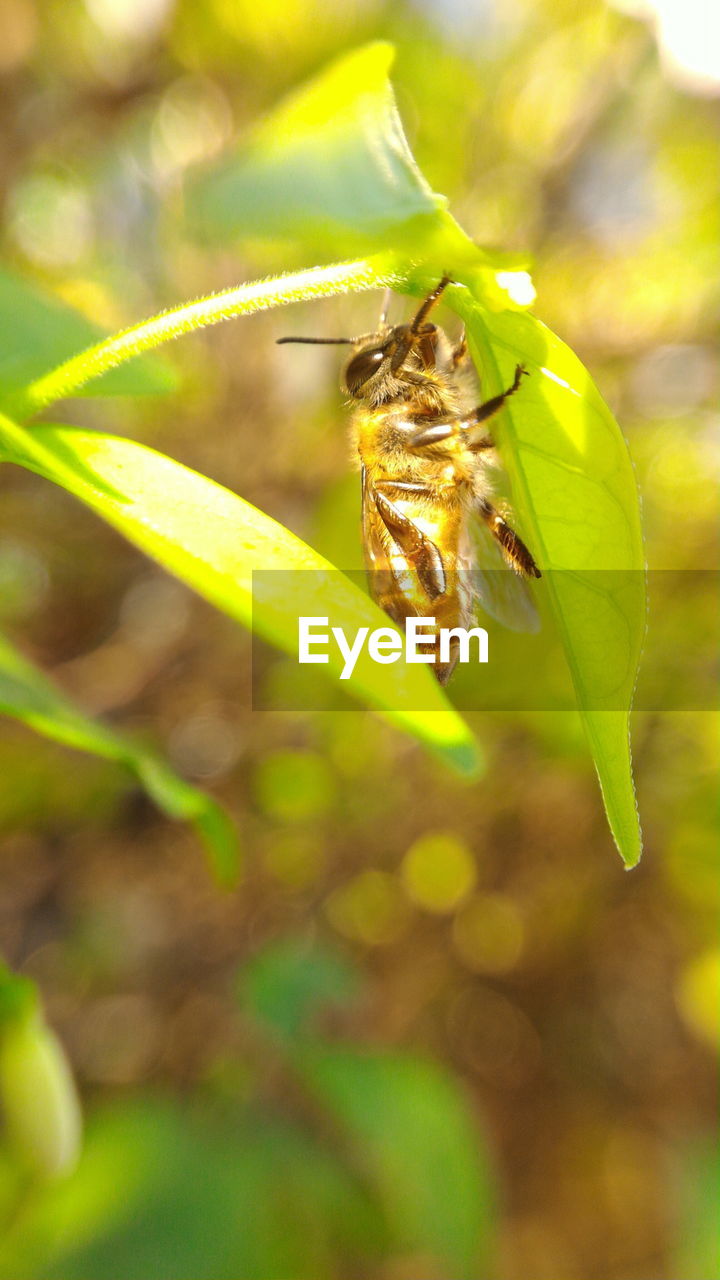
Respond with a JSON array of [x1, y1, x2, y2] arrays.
[[186, 42, 475, 265], [451, 288, 645, 865], [0, 973, 81, 1180], [0, 412, 481, 778]]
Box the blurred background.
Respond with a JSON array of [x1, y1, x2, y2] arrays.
[[0, 0, 717, 1276]]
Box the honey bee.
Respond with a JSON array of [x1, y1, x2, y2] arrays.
[[278, 277, 540, 684]]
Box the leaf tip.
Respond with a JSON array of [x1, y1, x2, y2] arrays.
[[196, 804, 243, 889], [620, 839, 643, 870], [350, 38, 396, 74], [442, 736, 485, 780]]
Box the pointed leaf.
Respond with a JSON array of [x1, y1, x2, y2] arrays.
[[14, 260, 396, 420], [187, 42, 473, 260], [452, 289, 645, 865], [2, 39, 645, 862], [0, 412, 481, 777], [0, 971, 82, 1179]]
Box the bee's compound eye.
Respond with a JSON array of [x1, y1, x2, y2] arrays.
[[344, 346, 385, 396]]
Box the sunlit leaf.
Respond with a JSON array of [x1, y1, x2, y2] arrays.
[[0, 629, 239, 885], [187, 41, 478, 265], [13, 260, 395, 421], [0, 412, 482, 778], [0, 267, 176, 404], [451, 288, 645, 865]]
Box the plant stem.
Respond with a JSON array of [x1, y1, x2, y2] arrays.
[[15, 256, 396, 421]]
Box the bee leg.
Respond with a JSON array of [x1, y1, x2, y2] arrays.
[[467, 434, 495, 453], [464, 365, 528, 444], [451, 330, 468, 367], [478, 499, 541, 578], [373, 488, 447, 599], [374, 480, 431, 495], [406, 420, 456, 452]]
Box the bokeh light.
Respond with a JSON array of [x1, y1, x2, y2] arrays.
[[401, 831, 477, 913]]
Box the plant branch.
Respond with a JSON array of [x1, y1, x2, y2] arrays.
[[14, 257, 397, 421]]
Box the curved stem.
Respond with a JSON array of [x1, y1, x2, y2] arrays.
[[14, 256, 398, 421]]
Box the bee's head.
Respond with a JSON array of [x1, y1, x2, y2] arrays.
[[277, 277, 452, 400], [343, 323, 441, 399]]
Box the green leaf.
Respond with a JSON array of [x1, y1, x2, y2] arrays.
[[671, 1139, 720, 1280], [187, 42, 474, 262], [0, 412, 482, 778], [0, 629, 239, 885], [451, 288, 646, 866], [0, 1098, 384, 1279], [0, 973, 82, 1180], [0, 267, 177, 404], [298, 1046, 494, 1279], [239, 938, 360, 1042]]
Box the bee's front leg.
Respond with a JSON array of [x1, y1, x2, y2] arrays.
[[463, 364, 528, 451]]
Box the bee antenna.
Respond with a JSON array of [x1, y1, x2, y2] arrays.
[[276, 336, 354, 345]]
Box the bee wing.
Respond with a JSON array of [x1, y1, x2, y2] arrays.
[[361, 465, 392, 590], [465, 516, 541, 633], [361, 464, 382, 569]]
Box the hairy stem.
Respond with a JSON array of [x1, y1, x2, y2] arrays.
[[14, 256, 397, 421]]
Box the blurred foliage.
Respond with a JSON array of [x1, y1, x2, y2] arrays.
[[0, 940, 494, 1278], [0, 629, 239, 883], [0, 965, 81, 1180], [0, 267, 176, 400], [0, 0, 717, 1277]]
